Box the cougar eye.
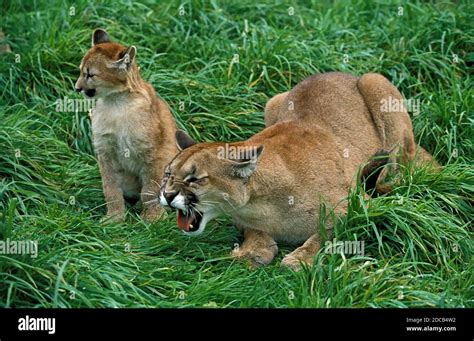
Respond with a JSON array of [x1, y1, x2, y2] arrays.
[[185, 175, 208, 184], [85, 68, 95, 79]]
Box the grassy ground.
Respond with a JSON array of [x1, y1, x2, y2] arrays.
[[0, 0, 472, 308]]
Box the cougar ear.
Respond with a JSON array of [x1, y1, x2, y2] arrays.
[[176, 130, 197, 151], [110, 46, 136, 71], [92, 28, 110, 46], [226, 144, 264, 178]]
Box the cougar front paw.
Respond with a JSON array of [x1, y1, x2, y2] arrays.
[[281, 249, 314, 272], [231, 243, 278, 268]]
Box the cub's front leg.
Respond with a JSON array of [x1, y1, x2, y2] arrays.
[[97, 154, 125, 223], [231, 228, 278, 268], [139, 161, 165, 222]]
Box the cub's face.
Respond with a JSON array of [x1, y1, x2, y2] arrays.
[[75, 29, 137, 99], [159, 131, 263, 236]]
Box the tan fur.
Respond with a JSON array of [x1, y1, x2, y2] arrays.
[[231, 229, 278, 268], [76, 29, 177, 222], [160, 72, 437, 270]]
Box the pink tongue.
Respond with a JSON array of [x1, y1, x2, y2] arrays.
[[177, 210, 193, 231]]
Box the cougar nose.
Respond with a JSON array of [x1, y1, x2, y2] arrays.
[[164, 191, 178, 206]]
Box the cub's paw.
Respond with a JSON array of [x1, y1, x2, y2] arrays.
[[140, 206, 165, 222], [100, 212, 125, 224], [281, 250, 314, 272], [231, 244, 278, 268]]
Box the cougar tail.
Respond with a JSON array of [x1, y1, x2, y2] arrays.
[[360, 149, 391, 195]]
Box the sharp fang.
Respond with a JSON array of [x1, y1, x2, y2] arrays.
[[190, 224, 193, 228]]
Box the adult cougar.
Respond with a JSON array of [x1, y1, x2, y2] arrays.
[[159, 72, 437, 270]]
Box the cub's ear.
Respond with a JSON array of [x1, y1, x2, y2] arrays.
[[176, 130, 197, 151], [227, 144, 264, 178], [92, 29, 110, 46], [111, 46, 136, 71]]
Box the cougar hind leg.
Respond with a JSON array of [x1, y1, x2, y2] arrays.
[[357, 73, 421, 193], [357, 73, 417, 165], [358, 75, 439, 169]]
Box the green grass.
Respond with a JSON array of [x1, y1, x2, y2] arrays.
[[0, 0, 472, 308]]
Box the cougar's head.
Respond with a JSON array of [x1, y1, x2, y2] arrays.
[[159, 131, 264, 236]]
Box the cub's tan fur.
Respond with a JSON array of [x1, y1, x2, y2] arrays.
[[159, 72, 437, 270], [76, 29, 177, 222]]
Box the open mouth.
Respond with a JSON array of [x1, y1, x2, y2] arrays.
[[176, 209, 202, 232], [85, 89, 96, 97]]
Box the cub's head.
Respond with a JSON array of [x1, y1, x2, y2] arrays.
[[159, 131, 264, 236], [75, 29, 138, 98]]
